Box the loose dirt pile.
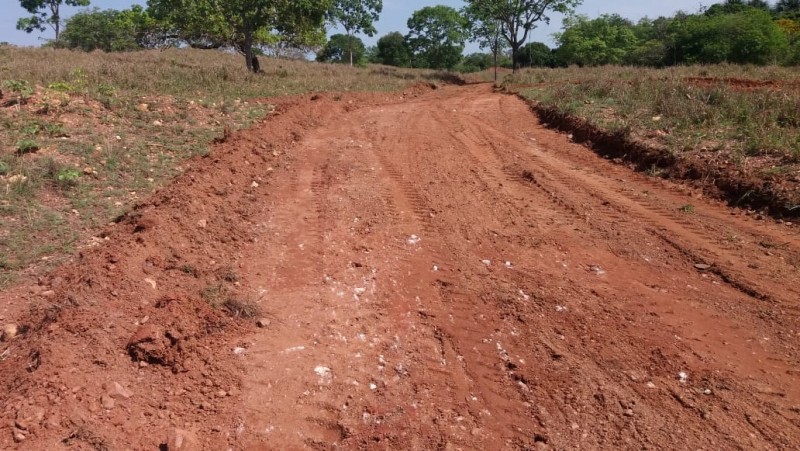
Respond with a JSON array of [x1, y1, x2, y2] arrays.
[[1, 84, 799, 449]]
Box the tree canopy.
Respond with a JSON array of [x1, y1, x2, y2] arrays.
[[375, 31, 411, 67], [146, 0, 331, 71], [327, 0, 382, 66], [17, 0, 91, 42], [405, 5, 468, 70], [60, 7, 141, 51], [464, 0, 581, 70], [317, 33, 366, 64], [555, 14, 638, 66]]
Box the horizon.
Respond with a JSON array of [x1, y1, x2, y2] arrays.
[[1, 0, 707, 53]]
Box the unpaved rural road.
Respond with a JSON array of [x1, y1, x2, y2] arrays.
[[2, 83, 799, 450]]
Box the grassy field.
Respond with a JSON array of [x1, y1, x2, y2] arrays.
[[0, 46, 453, 287], [501, 65, 800, 213]]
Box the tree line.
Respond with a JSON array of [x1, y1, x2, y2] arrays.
[[14, 0, 800, 71]]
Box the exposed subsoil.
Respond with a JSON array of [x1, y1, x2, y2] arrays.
[[1, 83, 800, 450]]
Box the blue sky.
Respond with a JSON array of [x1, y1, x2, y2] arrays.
[[1, 0, 706, 50]]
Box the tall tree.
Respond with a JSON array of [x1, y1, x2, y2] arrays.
[[464, 0, 581, 71], [405, 5, 468, 70], [147, 0, 330, 72], [327, 0, 382, 66], [16, 0, 91, 42], [463, 2, 508, 80]]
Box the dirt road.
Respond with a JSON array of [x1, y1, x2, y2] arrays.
[[1, 83, 799, 450]]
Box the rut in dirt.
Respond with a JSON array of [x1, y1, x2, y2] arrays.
[[230, 84, 800, 449], [1, 83, 799, 450]]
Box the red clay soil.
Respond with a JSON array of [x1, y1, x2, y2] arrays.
[[1, 83, 800, 450]]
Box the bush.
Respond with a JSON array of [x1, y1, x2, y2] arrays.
[[16, 139, 40, 154]]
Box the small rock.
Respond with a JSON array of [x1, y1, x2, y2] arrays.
[[136, 103, 149, 112], [215, 390, 227, 398], [251, 181, 259, 188], [678, 371, 689, 383], [41, 290, 56, 298], [314, 366, 332, 384], [152, 120, 163, 126], [197, 219, 207, 228], [256, 318, 271, 328], [101, 395, 115, 410], [109, 382, 134, 400], [481, 260, 491, 266], [233, 347, 246, 355], [2, 323, 19, 341], [703, 388, 713, 395], [163, 428, 201, 451], [82, 167, 95, 175], [646, 382, 657, 389], [144, 278, 157, 289], [623, 409, 635, 417], [12, 428, 26, 442], [694, 263, 712, 271]]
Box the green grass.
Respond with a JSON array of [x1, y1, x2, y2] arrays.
[[0, 47, 452, 286]]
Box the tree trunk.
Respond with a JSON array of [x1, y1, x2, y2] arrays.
[[348, 32, 354, 66], [51, 3, 61, 42], [243, 32, 255, 73], [511, 42, 519, 73], [493, 48, 498, 82]]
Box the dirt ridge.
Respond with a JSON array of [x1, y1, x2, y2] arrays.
[[513, 92, 800, 219]]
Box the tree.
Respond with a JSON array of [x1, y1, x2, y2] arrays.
[[464, 0, 581, 71], [458, 52, 494, 72], [16, 0, 91, 42], [59, 6, 163, 51], [375, 31, 411, 66], [670, 7, 787, 65], [147, 0, 331, 72], [463, 2, 508, 80], [555, 14, 638, 66], [60, 8, 139, 51], [327, 0, 382, 66], [405, 5, 468, 70], [317, 33, 366, 64], [517, 41, 553, 67]]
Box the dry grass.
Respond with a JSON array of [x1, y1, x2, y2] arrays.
[[0, 46, 453, 286], [502, 65, 800, 163]]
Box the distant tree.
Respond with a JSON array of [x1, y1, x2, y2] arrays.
[[628, 16, 673, 66], [458, 52, 493, 72], [671, 7, 787, 64], [60, 8, 139, 51], [147, 0, 330, 72], [375, 31, 411, 66], [555, 14, 638, 66], [774, 0, 800, 20], [464, 0, 581, 71], [517, 41, 553, 67], [405, 5, 468, 70], [317, 33, 366, 64], [327, 0, 382, 66], [16, 0, 91, 42]]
